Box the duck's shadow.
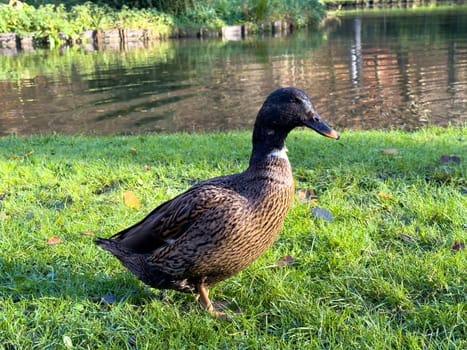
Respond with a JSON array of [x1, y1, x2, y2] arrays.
[[0, 255, 188, 307]]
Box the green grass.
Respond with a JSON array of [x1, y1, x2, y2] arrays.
[[0, 127, 465, 348]]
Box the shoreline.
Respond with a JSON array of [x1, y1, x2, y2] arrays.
[[0, 1, 463, 54], [0, 1, 323, 53]]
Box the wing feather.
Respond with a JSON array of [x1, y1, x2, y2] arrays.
[[108, 183, 234, 253]]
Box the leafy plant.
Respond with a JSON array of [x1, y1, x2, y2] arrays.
[[70, 3, 112, 32], [0, 0, 326, 48]]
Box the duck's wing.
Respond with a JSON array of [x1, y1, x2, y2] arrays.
[[105, 182, 236, 254]]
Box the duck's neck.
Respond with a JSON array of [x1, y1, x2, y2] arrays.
[[249, 124, 291, 166]]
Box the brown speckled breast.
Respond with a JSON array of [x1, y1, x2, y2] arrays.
[[148, 156, 294, 286]]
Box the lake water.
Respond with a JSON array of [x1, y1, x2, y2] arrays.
[[0, 7, 466, 136]]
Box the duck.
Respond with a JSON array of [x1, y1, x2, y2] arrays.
[[96, 87, 339, 318]]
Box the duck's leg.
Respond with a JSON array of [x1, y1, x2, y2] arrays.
[[197, 283, 230, 320]]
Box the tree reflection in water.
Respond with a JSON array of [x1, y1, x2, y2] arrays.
[[0, 8, 465, 136]]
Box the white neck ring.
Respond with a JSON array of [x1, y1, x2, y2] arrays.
[[267, 147, 288, 160]]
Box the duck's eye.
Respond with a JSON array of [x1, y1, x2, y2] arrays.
[[293, 97, 303, 104], [312, 114, 321, 123]]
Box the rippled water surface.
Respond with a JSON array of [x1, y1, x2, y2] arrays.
[[0, 8, 466, 135]]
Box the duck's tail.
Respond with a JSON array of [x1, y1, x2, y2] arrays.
[[96, 237, 150, 282], [95, 237, 123, 256], [95, 237, 195, 293], [96, 238, 141, 266]]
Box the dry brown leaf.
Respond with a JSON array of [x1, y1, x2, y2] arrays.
[[81, 231, 95, 237], [399, 234, 416, 243], [452, 241, 465, 252], [441, 155, 461, 164], [8, 155, 22, 159], [378, 192, 394, 200], [48, 236, 62, 246], [8, 151, 33, 159], [382, 148, 400, 155], [297, 188, 318, 202], [124, 191, 141, 209], [297, 189, 307, 201], [276, 255, 295, 267]]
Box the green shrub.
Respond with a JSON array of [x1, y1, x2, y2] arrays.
[[0, 0, 326, 47], [70, 3, 113, 33], [1, 0, 196, 13], [0, 2, 175, 44]]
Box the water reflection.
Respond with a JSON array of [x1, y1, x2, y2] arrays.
[[0, 8, 466, 136], [350, 17, 363, 89]]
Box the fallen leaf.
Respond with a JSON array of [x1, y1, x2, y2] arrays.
[[130, 147, 137, 154], [452, 241, 465, 252], [297, 188, 318, 202], [382, 148, 400, 155], [101, 295, 117, 304], [124, 191, 141, 209], [276, 255, 295, 267], [399, 234, 416, 243], [441, 155, 450, 163], [47, 236, 62, 246], [8, 151, 33, 159], [81, 231, 95, 237], [297, 189, 307, 201], [378, 192, 394, 200], [144, 165, 151, 171], [441, 155, 461, 164], [63, 335, 73, 349], [311, 208, 335, 222]]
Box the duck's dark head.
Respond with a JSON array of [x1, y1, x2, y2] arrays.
[[251, 88, 339, 162]]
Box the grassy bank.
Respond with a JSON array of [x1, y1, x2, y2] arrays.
[[0, 127, 465, 348]]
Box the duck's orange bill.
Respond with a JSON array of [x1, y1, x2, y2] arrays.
[[303, 117, 340, 140], [323, 128, 340, 140]]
